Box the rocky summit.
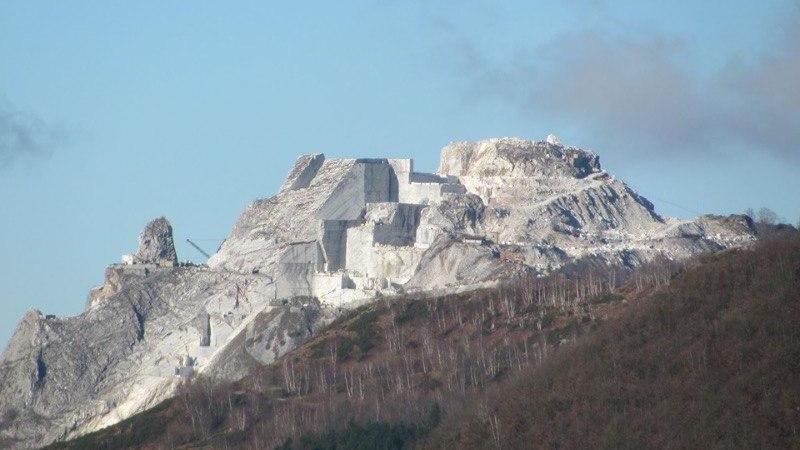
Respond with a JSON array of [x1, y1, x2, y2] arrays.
[[0, 137, 757, 448], [132, 217, 178, 267]]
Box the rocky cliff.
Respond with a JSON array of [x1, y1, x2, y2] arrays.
[[0, 137, 756, 448]]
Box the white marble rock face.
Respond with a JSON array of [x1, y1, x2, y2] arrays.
[[0, 137, 757, 448]]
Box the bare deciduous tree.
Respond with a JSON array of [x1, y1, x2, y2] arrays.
[[757, 207, 779, 225]]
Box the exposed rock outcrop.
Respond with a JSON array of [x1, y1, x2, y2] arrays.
[[134, 217, 178, 267], [280, 153, 325, 192], [439, 137, 601, 179], [0, 136, 757, 448], [210, 136, 755, 303]]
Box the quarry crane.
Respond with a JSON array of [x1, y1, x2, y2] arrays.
[[186, 238, 212, 259]]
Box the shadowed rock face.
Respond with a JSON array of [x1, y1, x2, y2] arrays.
[[0, 136, 758, 449], [134, 217, 177, 267]]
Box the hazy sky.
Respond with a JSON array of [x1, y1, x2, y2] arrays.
[[1, 1, 798, 347]]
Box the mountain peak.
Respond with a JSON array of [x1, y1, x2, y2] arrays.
[[131, 217, 177, 267], [0, 137, 757, 448], [438, 137, 601, 179]]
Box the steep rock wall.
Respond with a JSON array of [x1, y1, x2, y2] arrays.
[[0, 136, 758, 448]]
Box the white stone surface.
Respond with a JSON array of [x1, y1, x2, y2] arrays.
[[0, 135, 759, 449], [211, 136, 756, 306]]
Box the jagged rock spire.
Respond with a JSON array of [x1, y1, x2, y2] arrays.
[[135, 217, 177, 267]]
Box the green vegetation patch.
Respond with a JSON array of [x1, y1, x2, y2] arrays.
[[395, 300, 428, 325], [590, 291, 623, 305], [277, 405, 441, 450], [546, 318, 582, 345], [349, 309, 382, 355]]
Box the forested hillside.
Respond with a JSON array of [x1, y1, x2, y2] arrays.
[[44, 233, 800, 450]]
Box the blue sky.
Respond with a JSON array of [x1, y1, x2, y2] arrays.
[[1, 1, 798, 347]]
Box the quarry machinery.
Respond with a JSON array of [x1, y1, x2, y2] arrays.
[[186, 238, 212, 259]]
